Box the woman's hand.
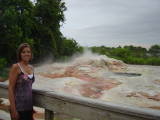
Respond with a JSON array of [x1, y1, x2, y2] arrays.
[[10, 108, 19, 120]]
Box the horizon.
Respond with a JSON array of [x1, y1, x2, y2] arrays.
[[61, 0, 160, 48]]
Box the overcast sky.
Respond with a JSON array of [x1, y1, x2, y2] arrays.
[[61, 0, 160, 48]]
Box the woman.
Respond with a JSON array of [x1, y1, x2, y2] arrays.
[[8, 43, 35, 120]]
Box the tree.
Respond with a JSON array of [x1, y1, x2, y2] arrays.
[[148, 45, 160, 57], [0, 0, 34, 63], [0, 0, 67, 64], [33, 0, 67, 60], [61, 38, 83, 56]]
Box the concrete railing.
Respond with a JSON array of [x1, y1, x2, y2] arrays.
[[0, 82, 160, 120]]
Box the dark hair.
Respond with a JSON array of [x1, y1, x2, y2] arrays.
[[17, 43, 33, 62]]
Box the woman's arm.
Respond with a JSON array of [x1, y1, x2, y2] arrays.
[[8, 64, 19, 120]]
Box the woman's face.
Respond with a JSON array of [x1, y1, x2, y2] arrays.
[[20, 47, 32, 62]]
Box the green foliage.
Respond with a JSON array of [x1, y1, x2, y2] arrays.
[[56, 38, 83, 62], [0, 58, 8, 80], [61, 37, 83, 56], [109, 48, 130, 58], [0, 0, 34, 63], [0, 58, 7, 69], [32, 0, 67, 60], [90, 45, 160, 66], [0, 0, 83, 64], [148, 45, 160, 57]]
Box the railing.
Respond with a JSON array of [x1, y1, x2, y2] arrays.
[[0, 82, 160, 120]]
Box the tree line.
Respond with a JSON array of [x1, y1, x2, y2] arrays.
[[90, 44, 160, 65]]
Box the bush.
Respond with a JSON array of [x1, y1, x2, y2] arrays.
[[0, 58, 7, 69], [0, 58, 8, 80]]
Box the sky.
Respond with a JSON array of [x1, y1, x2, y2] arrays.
[[61, 0, 160, 48]]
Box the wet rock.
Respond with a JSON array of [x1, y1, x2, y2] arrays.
[[126, 92, 160, 101], [153, 79, 160, 85]]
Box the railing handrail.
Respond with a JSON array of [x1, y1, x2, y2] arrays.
[[0, 82, 160, 120]]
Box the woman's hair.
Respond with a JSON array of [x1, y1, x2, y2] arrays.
[[17, 43, 33, 62]]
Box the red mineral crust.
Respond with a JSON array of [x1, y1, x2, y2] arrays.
[[80, 81, 121, 98], [126, 92, 160, 101], [40, 64, 121, 98]]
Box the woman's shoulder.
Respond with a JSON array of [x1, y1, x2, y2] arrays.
[[11, 63, 19, 68], [11, 63, 20, 72]]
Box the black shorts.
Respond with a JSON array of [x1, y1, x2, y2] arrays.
[[18, 110, 33, 120]]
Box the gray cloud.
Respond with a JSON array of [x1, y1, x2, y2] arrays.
[[61, 0, 160, 48]]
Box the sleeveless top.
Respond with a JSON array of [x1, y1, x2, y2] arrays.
[[15, 63, 35, 111]]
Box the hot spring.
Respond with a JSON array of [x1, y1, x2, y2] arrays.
[[33, 52, 160, 110]]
